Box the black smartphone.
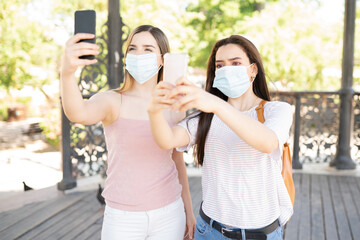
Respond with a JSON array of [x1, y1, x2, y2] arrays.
[[74, 10, 96, 60]]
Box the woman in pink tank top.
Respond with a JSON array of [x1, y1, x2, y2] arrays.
[[60, 25, 196, 239]]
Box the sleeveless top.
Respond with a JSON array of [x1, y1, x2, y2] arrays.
[[102, 117, 182, 211]]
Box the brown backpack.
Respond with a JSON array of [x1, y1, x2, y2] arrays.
[[256, 100, 295, 206]]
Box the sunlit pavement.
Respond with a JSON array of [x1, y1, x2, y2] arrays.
[[0, 140, 62, 199]]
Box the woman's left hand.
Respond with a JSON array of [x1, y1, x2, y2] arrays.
[[168, 77, 219, 113], [184, 211, 196, 239]]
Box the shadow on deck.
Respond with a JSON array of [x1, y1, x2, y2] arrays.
[[0, 173, 359, 239]]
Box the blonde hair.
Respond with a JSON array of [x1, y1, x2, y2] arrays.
[[115, 25, 170, 93]]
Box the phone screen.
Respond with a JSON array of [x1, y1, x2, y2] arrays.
[[74, 10, 96, 59], [163, 53, 189, 85]]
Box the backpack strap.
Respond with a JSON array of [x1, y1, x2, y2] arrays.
[[256, 99, 295, 207], [255, 100, 267, 123]]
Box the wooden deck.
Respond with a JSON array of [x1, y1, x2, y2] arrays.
[[0, 173, 360, 239]]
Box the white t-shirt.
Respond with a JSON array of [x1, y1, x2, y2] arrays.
[[177, 101, 293, 228]]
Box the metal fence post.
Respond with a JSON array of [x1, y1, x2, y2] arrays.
[[292, 94, 302, 169], [331, 0, 356, 169], [57, 106, 77, 190]]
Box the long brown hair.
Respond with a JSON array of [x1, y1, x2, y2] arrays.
[[115, 25, 170, 92], [193, 35, 270, 165]]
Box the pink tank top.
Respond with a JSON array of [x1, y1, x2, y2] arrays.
[[102, 117, 182, 211]]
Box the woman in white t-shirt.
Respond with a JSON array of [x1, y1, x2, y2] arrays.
[[147, 35, 293, 240]]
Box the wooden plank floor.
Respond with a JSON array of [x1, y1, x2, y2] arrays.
[[1, 173, 359, 239], [284, 174, 360, 240]]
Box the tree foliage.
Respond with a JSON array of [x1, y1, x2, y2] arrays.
[[182, 0, 279, 68], [0, 0, 58, 90], [181, 0, 345, 90], [238, 1, 343, 90], [0, 0, 358, 92]]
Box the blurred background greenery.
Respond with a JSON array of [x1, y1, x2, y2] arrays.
[[0, 0, 359, 147]]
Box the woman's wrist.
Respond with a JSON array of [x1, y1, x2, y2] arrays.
[[60, 68, 76, 81], [210, 94, 226, 115], [183, 199, 193, 214], [147, 104, 163, 115], [185, 206, 194, 215]]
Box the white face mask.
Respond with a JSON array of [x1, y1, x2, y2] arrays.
[[213, 64, 255, 98], [125, 53, 161, 84]]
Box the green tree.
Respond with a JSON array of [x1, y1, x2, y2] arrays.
[[238, 1, 343, 90], [51, 0, 108, 35], [0, 0, 58, 91], [182, 0, 279, 68], [50, 0, 189, 65], [182, 0, 344, 91]]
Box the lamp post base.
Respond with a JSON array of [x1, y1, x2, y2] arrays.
[[330, 154, 356, 170], [57, 179, 77, 191]]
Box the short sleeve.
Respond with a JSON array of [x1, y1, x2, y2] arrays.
[[263, 102, 293, 161], [176, 113, 200, 152]]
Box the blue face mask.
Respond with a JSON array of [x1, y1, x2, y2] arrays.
[[213, 64, 255, 98], [125, 53, 161, 84]]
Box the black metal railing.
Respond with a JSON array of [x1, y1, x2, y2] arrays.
[[271, 91, 360, 169], [60, 91, 360, 187]]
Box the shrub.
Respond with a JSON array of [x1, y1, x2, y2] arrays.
[[39, 108, 61, 149]]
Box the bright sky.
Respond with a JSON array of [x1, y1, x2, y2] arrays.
[[23, 0, 72, 45], [317, 0, 344, 24]]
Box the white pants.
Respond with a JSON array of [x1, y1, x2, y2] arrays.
[[101, 198, 186, 240]]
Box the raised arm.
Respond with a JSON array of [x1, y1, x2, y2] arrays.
[[170, 77, 279, 153], [147, 81, 190, 150], [60, 33, 113, 125], [210, 99, 278, 153]]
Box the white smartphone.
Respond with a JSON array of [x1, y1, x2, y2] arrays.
[[163, 53, 189, 85]]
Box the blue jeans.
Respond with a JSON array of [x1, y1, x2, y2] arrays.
[[194, 214, 283, 240]]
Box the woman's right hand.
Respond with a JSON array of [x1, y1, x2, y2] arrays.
[[169, 77, 219, 113], [61, 33, 99, 77], [148, 81, 176, 114]]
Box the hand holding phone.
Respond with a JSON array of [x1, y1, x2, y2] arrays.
[[163, 53, 189, 85], [74, 10, 96, 60]]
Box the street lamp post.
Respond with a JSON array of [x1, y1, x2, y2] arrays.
[[331, 0, 357, 170], [107, 0, 124, 89]]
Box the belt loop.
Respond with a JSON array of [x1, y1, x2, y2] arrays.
[[209, 218, 214, 230]]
